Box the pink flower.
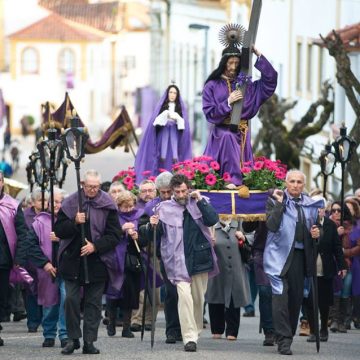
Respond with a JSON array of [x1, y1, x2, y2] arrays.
[[148, 176, 156, 182], [243, 161, 252, 167], [254, 161, 264, 171], [127, 170, 136, 177], [205, 174, 217, 186], [123, 176, 133, 185], [127, 183, 134, 190], [142, 170, 151, 176], [159, 168, 167, 173], [241, 167, 251, 174], [210, 161, 220, 171], [275, 169, 286, 180], [222, 172, 231, 182], [198, 163, 209, 174]]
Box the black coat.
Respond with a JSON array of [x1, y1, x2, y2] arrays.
[[54, 208, 121, 283], [317, 217, 347, 278]]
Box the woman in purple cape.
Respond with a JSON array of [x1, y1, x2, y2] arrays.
[[134, 85, 192, 182], [202, 24, 278, 186]]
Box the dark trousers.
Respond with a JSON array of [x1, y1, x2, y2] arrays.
[[0, 269, 10, 322], [272, 249, 305, 342], [208, 297, 240, 337], [160, 262, 181, 337], [64, 280, 105, 343], [25, 293, 42, 330], [258, 285, 274, 333]]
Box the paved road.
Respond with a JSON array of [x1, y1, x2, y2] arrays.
[[1, 311, 360, 360]]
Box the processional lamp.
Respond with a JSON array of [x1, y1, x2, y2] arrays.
[[37, 125, 63, 268], [30, 151, 48, 211], [332, 125, 357, 225], [61, 113, 90, 283], [319, 144, 336, 199]]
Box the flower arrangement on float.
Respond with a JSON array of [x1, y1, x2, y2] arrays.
[[241, 157, 287, 191], [171, 156, 231, 190]]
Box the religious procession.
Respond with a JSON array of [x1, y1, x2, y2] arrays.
[[0, 0, 360, 359]]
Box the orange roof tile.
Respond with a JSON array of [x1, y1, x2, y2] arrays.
[[8, 13, 106, 42]]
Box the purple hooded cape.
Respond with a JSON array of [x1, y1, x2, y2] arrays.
[[134, 88, 192, 182], [350, 221, 360, 296], [0, 194, 33, 286], [59, 189, 122, 291], [157, 196, 219, 285], [32, 212, 59, 307], [202, 55, 277, 185], [106, 208, 143, 299]]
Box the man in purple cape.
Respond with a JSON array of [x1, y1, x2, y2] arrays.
[[134, 85, 192, 182], [146, 174, 219, 352], [54, 170, 122, 355], [202, 41, 277, 186], [0, 170, 28, 346], [18, 188, 69, 348]]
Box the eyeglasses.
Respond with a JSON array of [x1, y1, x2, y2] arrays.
[[140, 189, 155, 194], [84, 184, 100, 191], [331, 208, 341, 214]]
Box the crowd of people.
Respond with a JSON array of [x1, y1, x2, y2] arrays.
[[1, 168, 360, 355]]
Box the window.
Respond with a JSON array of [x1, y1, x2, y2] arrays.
[[21, 47, 39, 74], [306, 43, 312, 93], [58, 48, 76, 75], [296, 41, 302, 92]]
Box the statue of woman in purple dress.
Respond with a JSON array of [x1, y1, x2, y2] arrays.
[[134, 85, 192, 182], [202, 25, 278, 187]]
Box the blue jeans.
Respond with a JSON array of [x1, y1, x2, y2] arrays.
[[341, 272, 352, 298], [42, 278, 67, 340], [26, 293, 42, 330], [258, 285, 273, 333], [244, 263, 258, 313]]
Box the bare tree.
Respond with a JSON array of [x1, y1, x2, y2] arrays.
[[254, 81, 334, 169], [320, 30, 360, 191]]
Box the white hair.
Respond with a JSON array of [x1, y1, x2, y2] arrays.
[[83, 169, 102, 183], [285, 169, 306, 183]]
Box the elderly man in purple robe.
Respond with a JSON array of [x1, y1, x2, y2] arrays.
[[134, 85, 192, 182], [18, 188, 69, 348], [0, 170, 28, 346], [264, 170, 324, 355], [54, 170, 122, 355], [202, 38, 277, 186], [148, 174, 219, 352], [135, 180, 157, 211]]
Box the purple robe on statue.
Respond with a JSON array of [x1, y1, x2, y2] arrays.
[[32, 212, 59, 307], [202, 55, 277, 185], [134, 88, 192, 182]]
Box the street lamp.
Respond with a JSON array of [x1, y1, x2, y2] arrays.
[[26, 158, 36, 192], [61, 113, 90, 283], [189, 23, 210, 151], [332, 125, 357, 225], [30, 150, 48, 211], [37, 126, 63, 268], [319, 144, 336, 198]]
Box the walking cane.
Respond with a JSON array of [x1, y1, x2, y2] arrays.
[[151, 221, 157, 348], [312, 223, 321, 353]]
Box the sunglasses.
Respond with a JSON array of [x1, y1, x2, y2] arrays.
[[331, 208, 341, 214]]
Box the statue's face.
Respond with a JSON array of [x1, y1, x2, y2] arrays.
[[168, 87, 178, 102], [224, 56, 240, 78]]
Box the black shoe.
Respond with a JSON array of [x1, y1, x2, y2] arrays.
[[306, 334, 316, 343], [107, 324, 116, 337], [263, 332, 275, 346], [243, 310, 255, 317], [13, 312, 27, 322], [320, 330, 328, 342], [60, 339, 69, 348], [130, 323, 141, 332], [0, 337, 4, 346], [122, 328, 135, 338], [184, 341, 197, 352], [278, 348, 293, 355], [144, 324, 152, 331], [165, 334, 176, 344], [42, 338, 55, 347], [83, 342, 100, 354], [278, 339, 293, 355], [28, 327, 38, 333], [0, 315, 10, 322], [102, 317, 109, 326], [61, 339, 80, 355]]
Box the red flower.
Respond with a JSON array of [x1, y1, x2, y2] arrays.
[[123, 176, 133, 185], [241, 167, 251, 174], [222, 172, 231, 182], [198, 163, 209, 174], [254, 161, 264, 171], [205, 174, 217, 186], [210, 161, 220, 171]]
